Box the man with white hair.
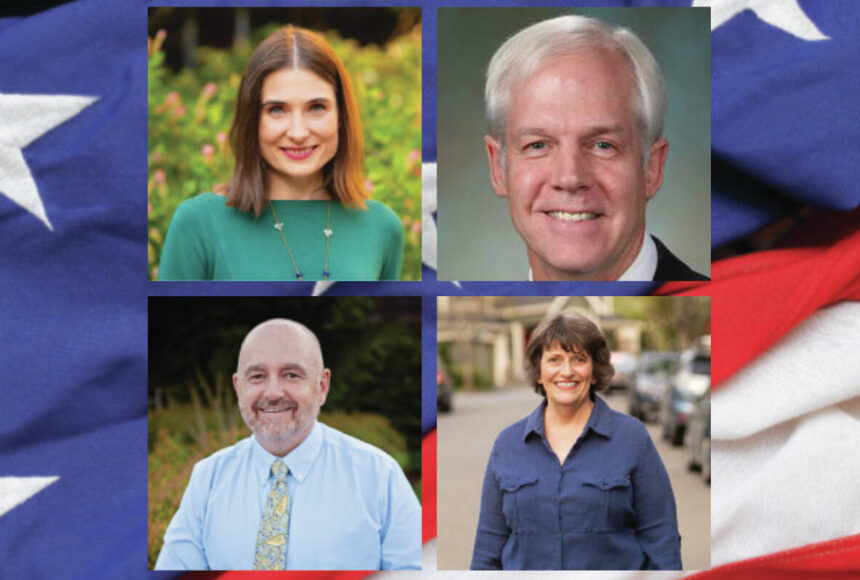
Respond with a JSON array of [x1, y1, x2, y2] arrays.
[[155, 318, 421, 571], [484, 15, 708, 281]]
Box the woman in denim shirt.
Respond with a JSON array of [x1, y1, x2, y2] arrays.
[[471, 313, 682, 570]]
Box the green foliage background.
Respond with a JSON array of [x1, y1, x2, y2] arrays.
[[147, 22, 422, 280]]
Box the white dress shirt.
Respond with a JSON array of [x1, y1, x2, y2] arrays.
[[528, 232, 657, 281]]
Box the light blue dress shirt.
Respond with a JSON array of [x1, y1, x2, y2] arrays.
[[154, 421, 422, 570]]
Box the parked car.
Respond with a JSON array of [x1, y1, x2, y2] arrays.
[[609, 351, 638, 392], [628, 351, 679, 422], [660, 337, 711, 446], [686, 393, 711, 484], [437, 355, 453, 412]]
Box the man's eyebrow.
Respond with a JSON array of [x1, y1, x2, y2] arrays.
[[512, 127, 551, 139], [243, 362, 308, 374], [279, 362, 308, 373], [511, 124, 627, 139], [581, 124, 627, 138]]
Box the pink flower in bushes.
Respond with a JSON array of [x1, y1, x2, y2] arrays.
[[202, 82, 217, 98], [407, 149, 422, 176], [153, 169, 166, 184], [202, 143, 215, 160]]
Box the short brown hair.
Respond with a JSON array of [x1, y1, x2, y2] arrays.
[[524, 313, 614, 396], [225, 25, 368, 216]]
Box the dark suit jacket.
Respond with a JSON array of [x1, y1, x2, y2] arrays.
[[652, 236, 709, 281]]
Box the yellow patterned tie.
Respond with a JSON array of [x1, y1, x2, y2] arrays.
[[254, 459, 290, 570]]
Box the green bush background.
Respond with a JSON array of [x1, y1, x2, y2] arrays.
[[147, 18, 422, 280]]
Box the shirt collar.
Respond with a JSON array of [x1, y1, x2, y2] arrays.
[[522, 395, 614, 442], [250, 420, 324, 487], [526, 232, 657, 281], [617, 232, 657, 281], [586, 395, 614, 438], [523, 399, 548, 438]]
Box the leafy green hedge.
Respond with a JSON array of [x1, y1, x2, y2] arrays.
[[147, 25, 422, 280]]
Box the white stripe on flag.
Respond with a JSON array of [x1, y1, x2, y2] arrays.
[[421, 162, 437, 272], [712, 301, 860, 566]]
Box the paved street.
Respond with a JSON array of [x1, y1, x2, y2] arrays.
[[437, 386, 710, 571]]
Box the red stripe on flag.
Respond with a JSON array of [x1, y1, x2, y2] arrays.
[[689, 533, 860, 579], [656, 208, 860, 389], [422, 429, 437, 544]]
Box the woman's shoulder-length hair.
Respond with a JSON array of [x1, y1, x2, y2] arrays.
[[524, 312, 614, 397], [226, 25, 368, 216]]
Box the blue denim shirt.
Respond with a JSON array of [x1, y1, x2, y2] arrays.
[[471, 396, 682, 570]]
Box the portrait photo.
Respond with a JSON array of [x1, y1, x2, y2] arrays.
[[147, 7, 422, 281], [147, 296, 422, 570], [436, 295, 711, 570], [436, 7, 710, 281]]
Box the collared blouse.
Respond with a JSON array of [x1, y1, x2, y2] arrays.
[[471, 396, 682, 570]]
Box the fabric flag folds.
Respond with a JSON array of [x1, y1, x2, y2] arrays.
[[708, 303, 860, 567], [658, 208, 860, 388], [702, 0, 860, 248], [2, 0, 859, 578], [0, 0, 150, 578], [668, 0, 860, 573]]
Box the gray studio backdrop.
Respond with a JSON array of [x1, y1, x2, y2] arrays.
[[437, 7, 711, 281]]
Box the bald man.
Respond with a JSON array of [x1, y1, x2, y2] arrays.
[[155, 319, 422, 571]]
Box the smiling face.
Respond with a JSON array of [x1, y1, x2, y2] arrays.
[[538, 342, 596, 412], [258, 68, 340, 196], [233, 320, 330, 456], [486, 49, 668, 281]]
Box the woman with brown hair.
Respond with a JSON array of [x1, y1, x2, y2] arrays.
[[471, 313, 682, 570], [159, 26, 403, 281]]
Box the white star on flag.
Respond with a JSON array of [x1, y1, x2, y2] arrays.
[[694, 0, 830, 40], [0, 93, 97, 230], [0, 476, 59, 518]]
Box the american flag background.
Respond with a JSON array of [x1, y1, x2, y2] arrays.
[[1, 0, 859, 579]]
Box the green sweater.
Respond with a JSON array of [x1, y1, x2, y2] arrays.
[[158, 193, 403, 281]]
